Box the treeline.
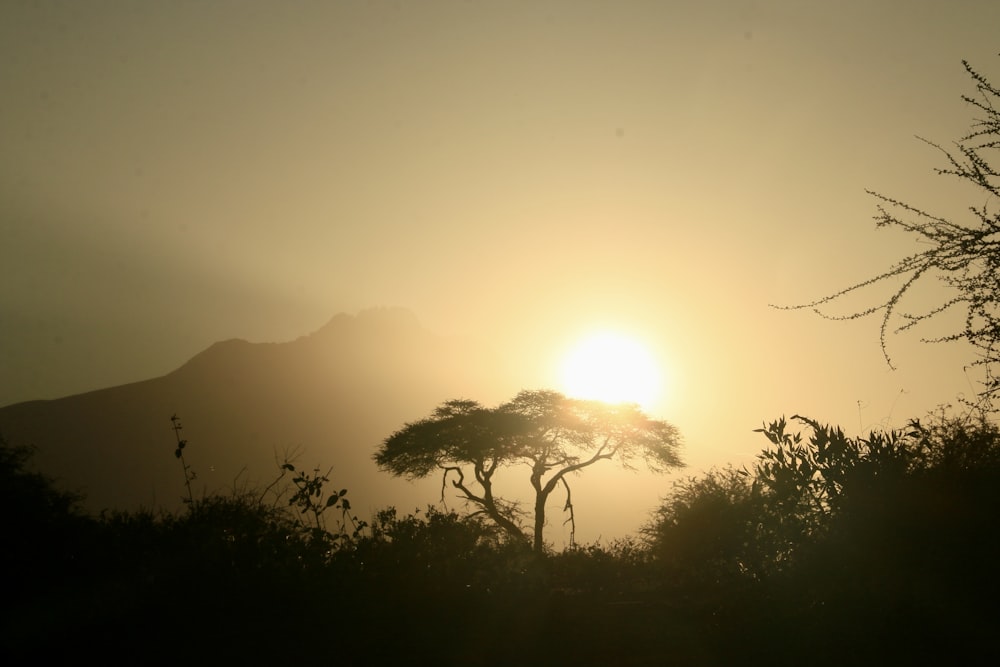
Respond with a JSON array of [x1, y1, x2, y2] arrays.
[[3, 411, 1000, 665]]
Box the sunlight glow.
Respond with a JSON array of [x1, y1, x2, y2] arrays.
[[560, 331, 663, 411]]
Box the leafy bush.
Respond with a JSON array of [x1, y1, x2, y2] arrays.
[[645, 411, 1000, 664]]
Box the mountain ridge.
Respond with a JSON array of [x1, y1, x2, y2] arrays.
[[0, 309, 502, 518]]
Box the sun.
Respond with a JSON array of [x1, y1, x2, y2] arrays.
[[559, 331, 663, 411]]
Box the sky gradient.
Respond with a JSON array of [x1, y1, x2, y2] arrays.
[[3, 1, 999, 483]]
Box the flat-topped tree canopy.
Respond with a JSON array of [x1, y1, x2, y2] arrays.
[[375, 389, 683, 552]]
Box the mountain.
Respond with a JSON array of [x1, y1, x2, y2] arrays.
[[0, 308, 516, 519]]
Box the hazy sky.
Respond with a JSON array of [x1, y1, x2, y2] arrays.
[[3, 1, 999, 478]]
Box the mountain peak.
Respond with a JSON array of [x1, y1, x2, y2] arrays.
[[308, 307, 423, 340]]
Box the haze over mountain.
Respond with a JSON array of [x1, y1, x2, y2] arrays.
[[0, 310, 507, 521]]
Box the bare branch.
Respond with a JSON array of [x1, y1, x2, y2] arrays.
[[561, 477, 576, 549]]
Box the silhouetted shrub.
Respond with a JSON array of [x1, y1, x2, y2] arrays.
[[645, 412, 1000, 664]]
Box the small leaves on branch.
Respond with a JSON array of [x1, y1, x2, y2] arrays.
[[775, 58, 1000, 411], [170, 414, 197, 505]]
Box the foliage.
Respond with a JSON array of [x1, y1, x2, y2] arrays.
[[375, 389, 683, 552], [170, 413, 197, 504], [167, 414, 367, 548], [778, 59, 1000, 409], [0, 434, 83, 525], [279, 461, 368, 545], [6, 410, 1000, 664], [910, 407, 1000, 472], [342, 506, 528, 594], [645, 466, 769, 585], [2, 421, 370, 662], [0, 434, 90, 608], [752, 415, 919, 556], [548, 537, 652, 597], [646, 417, 923, 586], [645, 411, 1000, 663]]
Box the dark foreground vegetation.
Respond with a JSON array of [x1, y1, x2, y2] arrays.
[[3, 410, 1000, 666]]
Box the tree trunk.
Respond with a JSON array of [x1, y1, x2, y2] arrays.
[[533, 492, 547, 553], [482, 483, 529, 546]]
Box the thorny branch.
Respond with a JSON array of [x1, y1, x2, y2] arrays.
[[774, 59, 1000, 411]]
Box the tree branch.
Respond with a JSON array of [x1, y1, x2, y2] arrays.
[[440, 465, 526, 544], [561, 477, 576, 548]]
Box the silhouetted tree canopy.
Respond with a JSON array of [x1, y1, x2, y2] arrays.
[[375, 389, 683, 552], [779, 58, 1000, 409]]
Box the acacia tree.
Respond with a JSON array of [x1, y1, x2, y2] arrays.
[[374, 389, 683, 553], [780, 59, 1000, 409]]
